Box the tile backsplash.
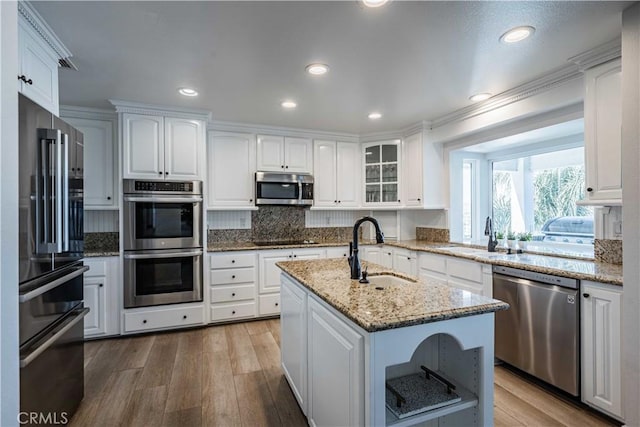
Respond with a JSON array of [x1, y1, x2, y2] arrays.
[[416, 227, 450, 243]]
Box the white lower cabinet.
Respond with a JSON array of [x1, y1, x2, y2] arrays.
[[581, 281, 623, 420], [123, 305, 204, 333], [209, 251, 257, 323], [259, 293, 281, 316], [361, 245, 393, 268], [392, 247, 418, 276], [325, 246, 349, 259], [83, 257, 119, 338], [418, 252, 491, 296], [281, 276, 308, 413]]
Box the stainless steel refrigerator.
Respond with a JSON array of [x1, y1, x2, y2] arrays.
[[18, 93, 89, 423]]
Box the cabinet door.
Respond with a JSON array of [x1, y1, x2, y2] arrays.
[[582, 282, 622, 418], [208, 132, 256, 208], [257, 135, 285, 171], [164, 118, 202, 179], [259, 251, 291, 294], [281, 277, 308, 413], [292, 248, 325, 260], [361, 246, 382, 264], [64, 118, 116, 208], [123, 114, 164, 179], [381, 247, 394, 269], [393, 249, 416, 276], [83, 278, 106, 337], [308, 298, 364, 427], [336, 142, 360, 207], [326, 246, 349, 259], [285, 137, 313, 173], [313, 140, 337, 207], [363, 141, 401, 206], [402, 132, 423, 207], [584, 60, 622, 203], [18, 22, 59, 115]]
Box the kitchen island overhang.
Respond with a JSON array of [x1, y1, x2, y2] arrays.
[[277, 258, 509, 426]]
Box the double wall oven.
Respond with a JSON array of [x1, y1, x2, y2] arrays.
[[123, 179, 203, 308]]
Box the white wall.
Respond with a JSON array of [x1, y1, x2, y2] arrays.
[[1, 1, 20, 424], [621, 4, 640, 425]]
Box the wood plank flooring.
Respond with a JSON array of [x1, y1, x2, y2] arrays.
[[72, 319, 617, 427]]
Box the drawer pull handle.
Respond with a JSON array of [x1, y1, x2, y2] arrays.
[[143, 319, 147, 324], [232, 293, 236, 297]]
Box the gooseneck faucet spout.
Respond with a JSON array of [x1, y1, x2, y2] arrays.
[[349, 216, 384, 280], [485, 216, 498, 252]]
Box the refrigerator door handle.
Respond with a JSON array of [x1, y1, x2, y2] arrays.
[[18, 265, 89, 303], [19, 307, 89, 368], [37, 128, 64, 253], [61, 132, 70, 252], [54, 130, 63, 253]]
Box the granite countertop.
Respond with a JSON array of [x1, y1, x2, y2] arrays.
[[208, 241, 350, 252], [277, 258, 509, 333], [380, 240, 623, 286]]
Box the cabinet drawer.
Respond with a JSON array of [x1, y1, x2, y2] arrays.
[[210, 302, 256, 322], [84, 259, 107, 277], [418, 254, 447, 274], [123, 306, 204, 333], [210, 253, 255, 269], [447, 258, 482, 283], [210, 284, 255, 303], [259, 293, 281, 316], [447, 278, 483, 295], [210, 267, 255, 285]]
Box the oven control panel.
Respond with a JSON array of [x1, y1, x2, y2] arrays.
[[134, 181, 193, 192]]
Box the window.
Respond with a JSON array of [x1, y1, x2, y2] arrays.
[[492, 146, 593, 244], [462, 161, 474, 240]]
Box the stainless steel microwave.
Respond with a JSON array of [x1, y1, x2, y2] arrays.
[[255, 172, 313, 206]]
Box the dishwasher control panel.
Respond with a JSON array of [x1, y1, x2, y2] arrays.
[[492, 265, 579, 289]]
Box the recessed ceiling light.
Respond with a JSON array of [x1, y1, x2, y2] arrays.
[[500, 26, 535, 44], [362, 0, 389, 8], [281, 100, 297, 109], [178, 87, 198, 97], [368, 112, 382, 120], [306, 63, 329, 75], [469, 93, 492, 102]]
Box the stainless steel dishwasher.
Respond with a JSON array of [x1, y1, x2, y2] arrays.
[[493, 265, 580, 396]]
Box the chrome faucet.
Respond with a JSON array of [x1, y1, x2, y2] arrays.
[[349, 216, 384, 279], [485, 216, 498, 252]]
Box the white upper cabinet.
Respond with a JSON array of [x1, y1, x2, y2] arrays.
[[207, 131, 256, 208], [402, 133, 423, 207], [362, 140, 401, 206], [583, 59, 622, 205], [402, 132, 445, 209], [62, 116, 117, 209], [122, 113, 203, 180], [313, 140, 360, 208], [18, 17, 60, 115], [257, 135, 312, 173]]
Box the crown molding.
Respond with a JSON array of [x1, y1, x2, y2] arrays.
[[60, 105, 117, 122], [208, 119, 359, 143], [359, 121, 429, 142], [430, 63, 582, 130], [109, 99, 212, 121], [18, 1, 75, 69], [568, 38, 621, 72]]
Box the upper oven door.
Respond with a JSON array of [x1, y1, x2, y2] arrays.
[[123, 194, 202, 250]]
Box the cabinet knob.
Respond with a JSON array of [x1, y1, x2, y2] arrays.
[[158, 171, 163, 175], [143, 319, 147, 324], [231, 260, 235, 263], [275, 302, 279, 307], [232, 310, 236, 315], [398, 199, 401, 203], [586, 187, 593, 192], [288, 255, 292, 258], [107, 196, 111, 200], [281, 165, 285, 169], [583, 293, 590, 298], [337, 200, 341, 203], [71, 168, 76, 172], [334, 200, 337, 203], [165, 172, 169, 175], [407, 257, 411, 260], [417, 198, 421, 202], [232, 292, 236, 297], [285, 165, 289, 169], [232, 275, 236, 279], [293, 254, 297, 258], [18, 75, 33, 85], [99, 283, 103, 288], [249, 199, 253, 202], [183, 315, 187, 319]]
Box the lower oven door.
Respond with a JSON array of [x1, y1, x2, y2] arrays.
[[20, 306, 89, 425], [124, 248, 203, 308]]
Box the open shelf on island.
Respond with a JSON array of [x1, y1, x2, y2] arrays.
[[385, 370, 478, 427]]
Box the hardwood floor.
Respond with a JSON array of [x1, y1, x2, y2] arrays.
[[73, 319, 616, 426]]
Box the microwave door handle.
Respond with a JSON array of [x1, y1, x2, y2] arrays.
[[298, 181, 303, 203]]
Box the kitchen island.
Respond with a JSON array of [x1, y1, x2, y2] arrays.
[[277, 258, 509, 426]]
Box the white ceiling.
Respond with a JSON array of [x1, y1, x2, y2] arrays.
[[34, 1, 630, 134]]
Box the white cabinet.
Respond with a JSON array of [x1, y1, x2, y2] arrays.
[[361, 245, 393, 268], [257, 135, 312, 173], [313, 140, 360, 208], [123, 305, 204, 333], [418, 252, 448, 285], [84, 257, 119, 338], [207, 131, 256, 208], [259, 248, 325, 295], [307, 297, 364, 427], [281, 276, 308, 413], [417, 252, 491, 295], [325, 246, 350, 259], [62, 116, 117, 209], [583, 59, 622, 205], [363, 140, 401, 206], [402, 132, 445, 209], [581, 281, 623, 420], [18, 19, 59, 115], [209, 252, 257, 323], [392, 247, 417, 276], [123, 113, 204, 180]]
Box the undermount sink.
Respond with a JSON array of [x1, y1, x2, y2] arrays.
[[365, 274, 416, 288]]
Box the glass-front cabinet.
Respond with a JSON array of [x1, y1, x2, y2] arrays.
[[363, 140, 401, 206]]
